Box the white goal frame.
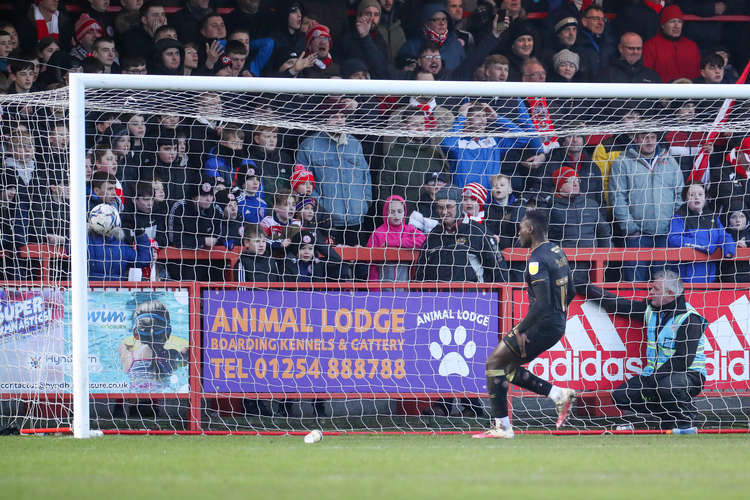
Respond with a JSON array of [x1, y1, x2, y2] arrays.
[[68, 73, 750, 438]]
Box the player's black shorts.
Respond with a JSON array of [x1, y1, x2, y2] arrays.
[[502, 321, 565, 364]]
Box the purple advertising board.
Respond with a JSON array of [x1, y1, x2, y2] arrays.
[[202, 290, 499, 394]]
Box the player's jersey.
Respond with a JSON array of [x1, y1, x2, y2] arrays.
[[524, 241, 575, 321]]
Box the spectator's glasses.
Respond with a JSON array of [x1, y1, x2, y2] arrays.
[[420, 55, 441, 60], [523, 71, 546, 79], [124, 66, 148, 74], [584, 15, 606, 23]]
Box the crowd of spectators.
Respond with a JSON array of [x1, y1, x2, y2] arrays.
[[0, 0, 749, 284]]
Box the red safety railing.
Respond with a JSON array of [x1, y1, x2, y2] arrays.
[[18, 243, 750, 284]]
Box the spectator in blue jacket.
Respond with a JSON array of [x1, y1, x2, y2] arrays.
[[398, 3, 465, 71], [668, 182, 736, 283], [236, 162, 266, 224], [204, 126, 246, 188], [441, 99, 543, 189], [296, 97, 373, 246], [87, 207, 153, 281]]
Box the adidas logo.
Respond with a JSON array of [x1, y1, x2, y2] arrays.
[[704, 294, 749, 382], [528, 293, 750, 385], [528, 300, 642, 383]]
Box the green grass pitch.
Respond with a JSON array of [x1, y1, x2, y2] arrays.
[[3, 434, 749, 499]]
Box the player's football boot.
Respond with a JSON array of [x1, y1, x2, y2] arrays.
[[471, 426, 515, 439], [555, 388, 576, 429]]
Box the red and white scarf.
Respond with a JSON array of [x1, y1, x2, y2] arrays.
[[410, 97, 437, 130], [423, 26, 448, 46], [727, 148, 749, 180], [526, 97, 559, 153], [34, 5, 59, 41], [314, 54, 332, 70]]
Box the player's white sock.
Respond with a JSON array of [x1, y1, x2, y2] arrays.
[[548, 386, 563, 403], [494, 417, 511, 429]]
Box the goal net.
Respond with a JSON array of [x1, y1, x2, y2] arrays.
[[1, 75, 749, 436]]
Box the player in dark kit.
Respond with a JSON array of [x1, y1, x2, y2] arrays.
[[474, 210, 577, 438]]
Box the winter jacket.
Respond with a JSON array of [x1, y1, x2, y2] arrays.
[[204, 144, 245, 188], [575, 27, 617, 81], [643, 32, 700, 83], [397, 4, 465, 72], [484, 194, 527, 250], [366, 195, 426, 280], [120, 201, 169, 248], [548, 194, 612, 249], [235, 247, 283, 282], [237, 189, 267, 224], [246, 144, 293, 206], [297, 132, 372, 228], [167, 199, 220, 249], [610, 145, 684, 236], [377, 10, 407, 63], [441, 101, 543, 189], [722, 224, 750, 283], [282, 256, 351, 282], [668, 205, 736, 283], [416, 220, 508, 282], [381, 138, 446, 211], [87, 232, 152, 281], [597, 57, 662, 84]]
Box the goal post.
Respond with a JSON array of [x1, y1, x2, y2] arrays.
[[39, 74, 750, 436]]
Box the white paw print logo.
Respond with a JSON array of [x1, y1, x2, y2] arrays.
[[429, 326, 476, 377]]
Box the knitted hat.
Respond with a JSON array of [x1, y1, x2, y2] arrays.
[[295, 197, 316, 213], [660, 5, 683, 25], [462, 182, 488, 208], [214, 188, 234, 212], [240, 158, 262, 180], [553, 49, 580, 71], [552, 167, 578, 192], [214, 55, 232, 74], [293, 228, 317, 248], [291, 164, 315, 192], [357, 0, 380, 17], [554, 16, 578, 33], [341, 58, 369, 79], [75, 14, 103, 42], [306, 23, 332, 50], [509, 22, 536, 43]]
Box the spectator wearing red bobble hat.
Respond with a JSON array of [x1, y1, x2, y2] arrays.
[[301, 23, 339, 77], [290, 164, 315, 197], [642, 5, 700, 83], [72, 13, 103, 63], [461, 182, 487, 223], [548, 166, 611, 282]]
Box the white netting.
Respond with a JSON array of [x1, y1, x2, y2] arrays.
[[1, 80, 749, 435]]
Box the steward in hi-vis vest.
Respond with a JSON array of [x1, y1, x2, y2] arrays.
[[576, 270, 707, 433]]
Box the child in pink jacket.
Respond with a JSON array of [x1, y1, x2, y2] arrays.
[[366, 195, 426, 281]]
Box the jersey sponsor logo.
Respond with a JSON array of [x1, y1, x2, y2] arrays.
[[528, 262, 539, 275]]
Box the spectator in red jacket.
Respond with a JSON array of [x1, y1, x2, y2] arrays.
[[642, 5, 700, 83]]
